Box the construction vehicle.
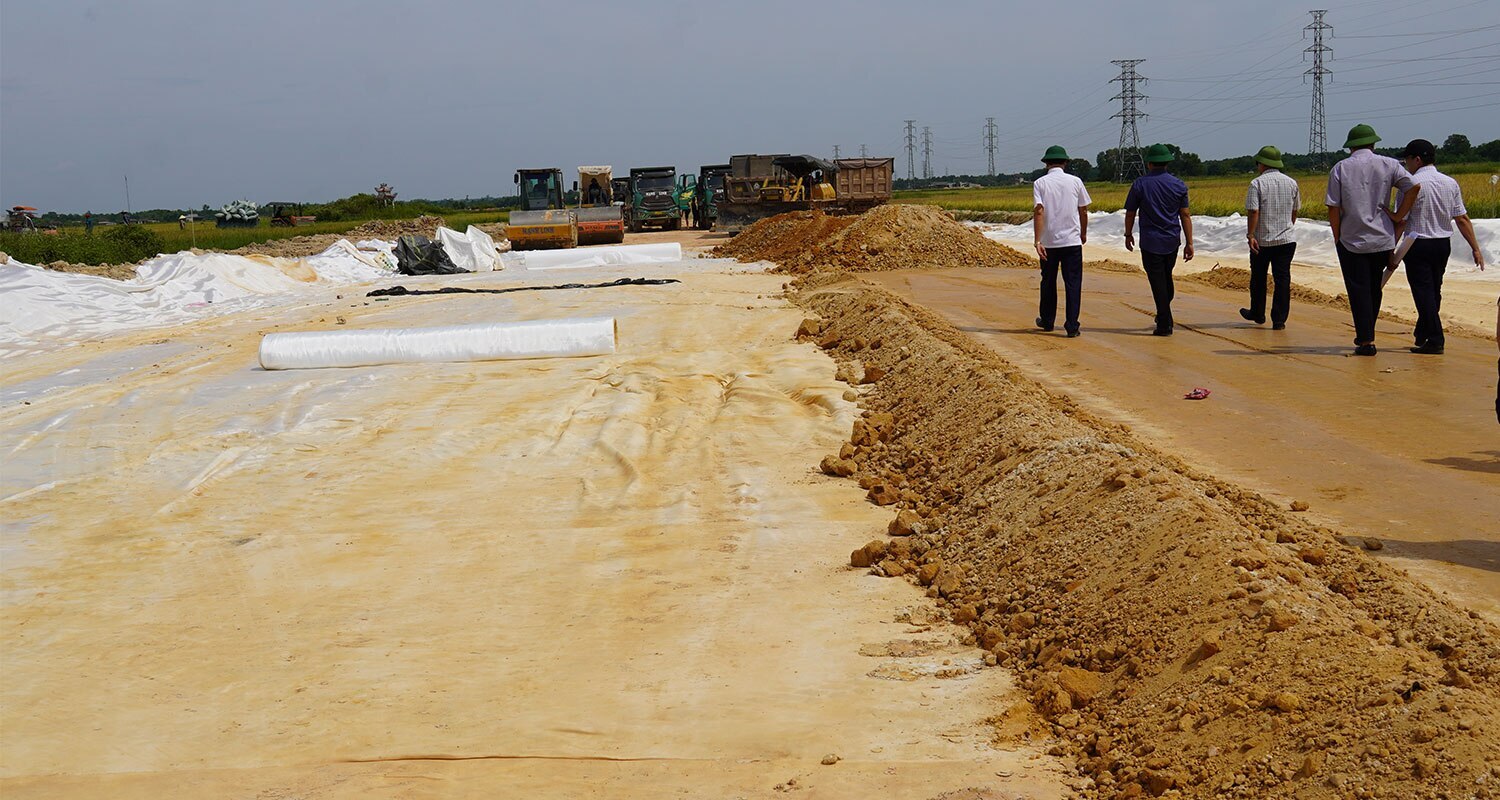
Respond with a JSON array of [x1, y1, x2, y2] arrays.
[[694, 164, 731, 230], [268, 202, 317, 227], [831, 157, 895, 213], [574, 166, 625, 245], [505, 168, 578, 250], [6, 206, 39, 233], [717, 155, 894, 234], [627, 166, 680, 232]]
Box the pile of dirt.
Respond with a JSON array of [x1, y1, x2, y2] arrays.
[[793, 276, 1499, 799], [41, 260, 139, 280], [1182, 264, 1352, 310], [714, 205, 1032, 273], [231, 234, 348, 258]]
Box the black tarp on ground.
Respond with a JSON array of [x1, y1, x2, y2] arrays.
[[394, 235, 466, 275]]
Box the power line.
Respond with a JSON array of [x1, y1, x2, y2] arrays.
[[1111, 59, 1148, 183], [1305, 10, 1333, 168]]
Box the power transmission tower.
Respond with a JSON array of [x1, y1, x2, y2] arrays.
[[1110, 59, 1148, 183], [921, 126, 933, 179], [904, 120, 917, 179], [1304, 10, 1332, 169], [983, 117, 998, 176], [833, 145, 841, 159], [860, 144, 867, 158]]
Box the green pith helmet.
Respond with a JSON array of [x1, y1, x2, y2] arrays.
[[1042, 145, 1071, 162], [1144, 143, 1174, 164], [1343, 123, 1381, 149], [1254, 145, 1284, 169]]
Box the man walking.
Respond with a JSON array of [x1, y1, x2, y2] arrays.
[[1241, 145, 1300, 329], [1033, 145, 1092, 337], [1124, 143, 1193, 336], [1395, 138, 1486, 355], [1325, 123, 1420, 356]]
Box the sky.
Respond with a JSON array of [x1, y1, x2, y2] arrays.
[[2, 0, 1497, 212]]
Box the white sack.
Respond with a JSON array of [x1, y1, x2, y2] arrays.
[[503, 242, 682, 271], [435, 226, 504, 272], [465, 225, 503, 269], [258, 317, 617, 370]]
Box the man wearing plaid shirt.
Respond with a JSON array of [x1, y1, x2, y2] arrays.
[[1241, 145, 1300, 330]]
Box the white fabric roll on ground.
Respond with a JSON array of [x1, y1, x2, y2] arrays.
[[505, 242, 681, 271], [258, 317, 616, 370]]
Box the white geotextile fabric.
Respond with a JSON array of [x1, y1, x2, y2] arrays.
[[0, 240, 395, 350], [258, 317, 617, 370], [434, 225, 503, 273], [977, 213, 1499, 279], [503, 242, 682, 271]]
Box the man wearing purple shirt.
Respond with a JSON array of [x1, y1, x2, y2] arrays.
[[1124, 144, 1195, 336], [1324, 123, 1420, 356]]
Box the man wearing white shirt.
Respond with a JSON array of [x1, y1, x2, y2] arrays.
[[1032, 145, 1092, 337], [1395, 138, 1487, 355]]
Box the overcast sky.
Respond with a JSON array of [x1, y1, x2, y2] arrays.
[[2, 0, 1497, 212]]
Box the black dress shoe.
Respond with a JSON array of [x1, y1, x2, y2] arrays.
[[1035, 317, 1053, 332], [1410, 342, 1444, 354], [1066, 329, 1081, 338], [1354, 344, 1377, 356], [1151, 328, 1173, 337], [1272, 323, 1286, 330], [1239, 308, 1265, 324]]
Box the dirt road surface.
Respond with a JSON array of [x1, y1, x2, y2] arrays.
[[0, 263, 1069, 798], [866, 266, 1500, 622]]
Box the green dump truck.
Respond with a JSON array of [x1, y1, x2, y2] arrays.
[[627, 166, 680, 232]]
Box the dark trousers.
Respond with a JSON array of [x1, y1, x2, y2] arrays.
[[1038, 245, 1083, 333], [1403, 237, 1450, 346], [1140, 249, 1178, 330], [1248, 242, 1296, 325], [1335, 243, 1389, 344]]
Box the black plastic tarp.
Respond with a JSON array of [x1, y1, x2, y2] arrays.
[[394, 235, 466, 275], [771, 155, 838, 178]]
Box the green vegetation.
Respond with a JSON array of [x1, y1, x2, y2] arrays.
[[0, 225, 166, 266], [897, 169, 1500, 221], [1, 210, 510, 266]]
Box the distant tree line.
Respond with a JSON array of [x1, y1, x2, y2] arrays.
[[29, 194, 523, 227], [895, 133, 1498, 189]]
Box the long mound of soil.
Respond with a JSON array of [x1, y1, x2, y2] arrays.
[[714, 205, 1032, 273], [793, 275, 1499, 799]]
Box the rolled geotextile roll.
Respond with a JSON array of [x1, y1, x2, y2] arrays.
[[258, 317, 616, 370]]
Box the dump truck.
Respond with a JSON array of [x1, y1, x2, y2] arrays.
[[694, 164, 731, 230], [573, 166, 626, 245], [717, 154, 894, 234], [627, 166, 680, 232], [832, 157, 895, 212], [506, 168, 578, 250]]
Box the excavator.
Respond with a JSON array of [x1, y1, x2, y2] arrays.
[[574, 166, 625, 245], [505, 168, 578, 250]]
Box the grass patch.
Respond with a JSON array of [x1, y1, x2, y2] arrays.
[[896, 170, 1500, 221]]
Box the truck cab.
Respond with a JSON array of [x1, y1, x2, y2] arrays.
[[695, 164, 731, 230], [628, 166, 680, 232]]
